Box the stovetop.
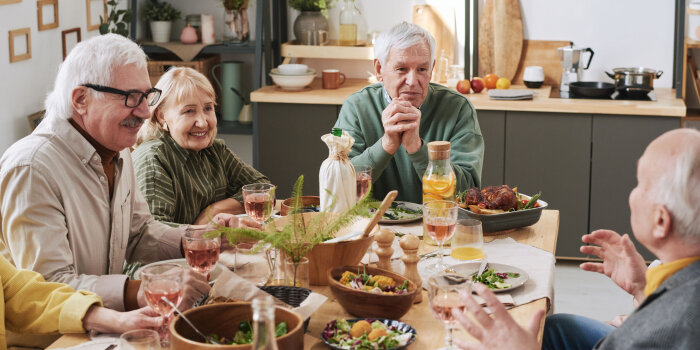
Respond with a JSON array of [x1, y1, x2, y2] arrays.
[[552, 88, 657, 101]]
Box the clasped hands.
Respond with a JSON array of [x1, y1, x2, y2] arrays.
[[381, 98, 422, 155]]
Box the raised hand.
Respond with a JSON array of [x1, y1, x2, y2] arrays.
[[381, 99, 420, 155], [580, 230, 647, 303], [454, 283, 543, 350]]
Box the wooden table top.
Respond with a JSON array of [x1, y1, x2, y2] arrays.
[[48, 210, 560, 349]]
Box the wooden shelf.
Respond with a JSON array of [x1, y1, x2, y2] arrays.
[[686, 38, 700, 49], [280, 41, 373, 60]]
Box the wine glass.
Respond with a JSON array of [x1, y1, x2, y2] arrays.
[[182, 227, 221, 278], [242, 183, 276, 225], [119, 329, 160, 350], [355, 165, 372, 200], [428, 272, 471, 350], [423, 200, 459, 273], [140, 263, 184, 347]]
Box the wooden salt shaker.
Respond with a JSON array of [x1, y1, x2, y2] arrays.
[[400, 235, 422, 303], [375, 228, 395, 271]]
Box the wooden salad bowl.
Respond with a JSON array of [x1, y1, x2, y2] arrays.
[[169, 302, 303, 349], [272, 213, 377, 286], [280, 196, 320, 216], [327, 265, 418, 320]]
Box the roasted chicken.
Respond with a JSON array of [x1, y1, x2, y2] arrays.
[[462, 185, 519, 211]]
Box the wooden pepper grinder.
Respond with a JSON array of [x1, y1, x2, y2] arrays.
[[375, 228, 395, 271], [400, 235, 423, 303]]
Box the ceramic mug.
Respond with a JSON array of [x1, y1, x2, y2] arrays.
[[523, 66, 545, 82], [322, 69, 346, 89]]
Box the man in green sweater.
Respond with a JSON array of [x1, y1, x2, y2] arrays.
[[334, 22, 484, 203]]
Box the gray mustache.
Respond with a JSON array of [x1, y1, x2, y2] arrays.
[[119, 117, 144, 128]]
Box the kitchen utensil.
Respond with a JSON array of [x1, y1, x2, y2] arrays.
[[161, 296, 221, 345], [605, 67, 663, 93], [513, 40, 572, 87], [450, 218, 484, 261], [569, 81, 616, 99], [120, 329, 160, 350], [478, 0, 523, 80], [322, 69, 346, 89], [557, 44, 595, 94], [280, 195, 320, 216], [477, 258, 488, 276], [211, 61, 243, 121], [363, 190, 398, 238], [488, 89, 534, 100], [134, 259, 226, 283], [413, 4, 456, 81]]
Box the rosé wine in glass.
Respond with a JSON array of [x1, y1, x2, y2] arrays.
[[428, 272, 471, 350], [182, 228, 220, 277], [355, 166, 372, 200], [140, 263, 184, 347], [423, 201, 459, 273], [242, 183, 276, 225]]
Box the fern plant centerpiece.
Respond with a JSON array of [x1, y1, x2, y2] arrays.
[[207, 174, 375, 287]]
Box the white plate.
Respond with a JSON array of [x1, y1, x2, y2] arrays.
[[134, 258, 226, 282], [450, 262, 529, 293], [378, 201, 423, 224]]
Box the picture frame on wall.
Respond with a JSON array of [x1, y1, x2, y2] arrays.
[[8, 28, 31, 63], [27, 110, 45, 131], [86, 0, 107, 31], [61, 27, 81, 61], [38, 0, 59, 31]]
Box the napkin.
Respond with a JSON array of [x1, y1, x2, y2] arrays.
[[488, 89, 534, 100], [49, 336, 117, 350]]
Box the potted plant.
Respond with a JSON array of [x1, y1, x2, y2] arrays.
[[219, 0, 249, 44], [142, 0, 182, 43], [289, 0, 333, 45], [99, 0, 132, 37], [207, 175, 375, 287]]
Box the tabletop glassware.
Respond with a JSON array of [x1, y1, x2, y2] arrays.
[[182, 227, 220, 277], [140, 263, 184, 347], [450, 218, 485, 261], [234, 241, 274, 286], [119, 329, 161, 350], [355, 165, 372, 200], [428, 272, 471, 350], [423, 200, 459, 273], [242, 183, 276, 225]]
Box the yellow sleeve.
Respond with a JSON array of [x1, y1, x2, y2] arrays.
[[2, 256, 102, 334]]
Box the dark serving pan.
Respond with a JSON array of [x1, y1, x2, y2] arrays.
[[570, 81, 616, 99]]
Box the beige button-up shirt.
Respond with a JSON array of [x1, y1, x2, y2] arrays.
[[0, 116, 183, 311]]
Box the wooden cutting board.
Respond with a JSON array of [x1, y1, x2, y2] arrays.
[[413, 4, 455, 83], [478, 0, 523, 80], [512, 40, 572, 87]]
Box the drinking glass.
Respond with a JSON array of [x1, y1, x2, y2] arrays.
[[140, 263, 184, 347], [355, 165, 372, 200], [182, 227, 220, 277], [423, 201, 459, 273], [428, 272, 471, 350], [284, 256, 310, 288], [450, 219, 485, 261], [119, 329, 160, 350], [234, 241, 273, 286], [242, 183, 276, 225]]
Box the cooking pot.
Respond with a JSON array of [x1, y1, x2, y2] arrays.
[[605, 67, 662, 93], [569, 81, 616, 99]]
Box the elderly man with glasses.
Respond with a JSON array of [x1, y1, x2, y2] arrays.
[[0, 34, 248, 325], [334, 22, 484, 203]]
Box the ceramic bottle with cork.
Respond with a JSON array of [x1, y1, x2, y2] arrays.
[[422, 141, 456, 246]]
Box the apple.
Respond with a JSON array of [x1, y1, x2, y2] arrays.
[[470, 77, 485, 93], [456, 79, 471, 94]]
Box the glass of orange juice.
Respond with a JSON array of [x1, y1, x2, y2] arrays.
[[450, 219, 484, 261]]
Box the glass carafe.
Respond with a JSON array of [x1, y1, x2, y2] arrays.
[[422, 141, 456, 246], [338, 0, 367, 46], [251, 296, 279, 350]]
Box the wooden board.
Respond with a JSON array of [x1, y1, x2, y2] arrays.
[[412, 4, 455, 83], [478, 0, 523, 80], [512, 40, 572, 87]]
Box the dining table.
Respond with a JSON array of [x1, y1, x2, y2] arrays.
[[47, 209, 559, 349]]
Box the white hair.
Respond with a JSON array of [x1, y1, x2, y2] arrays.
[[653, 131, 700, 241], [45, 33, 148, 120], [374, 22, 436, 67]]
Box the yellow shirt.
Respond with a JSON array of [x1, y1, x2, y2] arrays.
[[0, 255, 101, 350], [644, 256, 700, 297]]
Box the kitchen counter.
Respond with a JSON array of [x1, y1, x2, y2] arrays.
[[251, 78, 686, 117]]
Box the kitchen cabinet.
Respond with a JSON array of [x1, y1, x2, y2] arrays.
[[477, 110, 506, 187], [504, 112, 592, 258], [257, 103, 339, 198], [590, 115, 681, 261]]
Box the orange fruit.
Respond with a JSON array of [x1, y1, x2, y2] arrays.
[[496, 77, 511, 89], [484, 74, 499, 89]]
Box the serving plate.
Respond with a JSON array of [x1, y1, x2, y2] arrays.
[[450, 262, 529, 293], [321, 318, 417, 350], [378, 201, 423, 225], [460, 194, 548, 233], [134, 258, 226, 282]]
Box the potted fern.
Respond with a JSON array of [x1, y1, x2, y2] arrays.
[[208, 174, 376, 287], [142, 0, 182, 43]]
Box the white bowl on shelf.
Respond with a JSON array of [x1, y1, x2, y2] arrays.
[[277, 63, 309, 75], [269, 69, 316, 91]]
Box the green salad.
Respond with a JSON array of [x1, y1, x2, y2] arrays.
[[473, 269, 521, 290], [381, 202, 422, 221], [322, 319, 414, 350], [206, 321, 287, 345]]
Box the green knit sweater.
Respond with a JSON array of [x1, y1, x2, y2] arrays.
[[334, 83, 484, 203]]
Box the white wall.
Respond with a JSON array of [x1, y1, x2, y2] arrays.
[[0, 0, 679, 156]]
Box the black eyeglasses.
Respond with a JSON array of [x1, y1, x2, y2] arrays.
[[82, 83, 162, 108]]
